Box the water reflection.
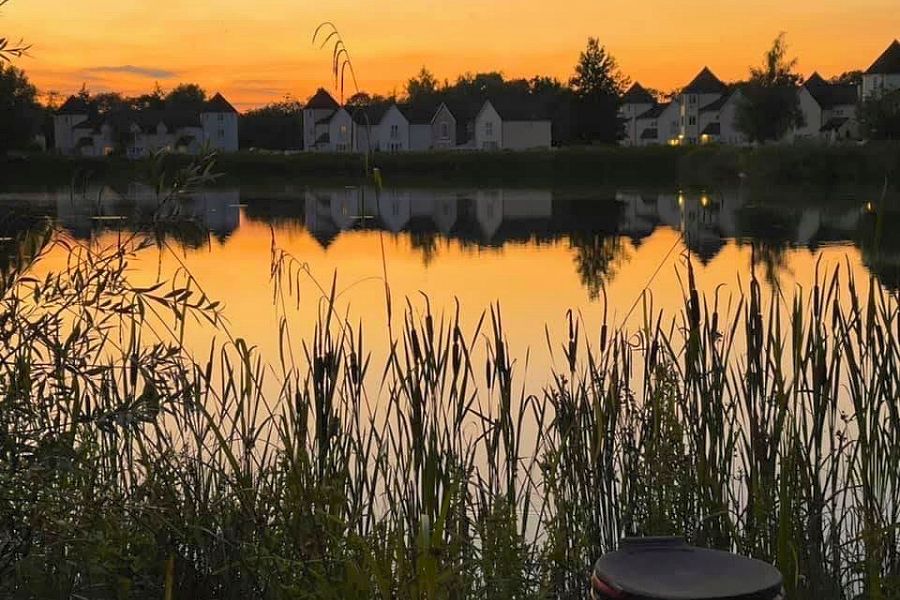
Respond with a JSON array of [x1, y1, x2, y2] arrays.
[[0, 183, 894, 292]]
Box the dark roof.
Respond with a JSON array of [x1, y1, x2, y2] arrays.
[[401, 102, 441, 124], [350, 103, 391, 126], [866, 40, 900, 75], [72, 115, 105, 131], [700, 93, 730, 113], [622, 82, 655, 105], [315, 111, 336, 124], [130, 109, 201, 132], [701, 122, 721, 136], [821, 116, 849, 132], [306, 88, 340, 110], [804, 73, 858, 108], [204, 92, 238, 114], [636, 102, 672, 120], [314, 132, 330, 144], [640, 127, 658, 140], [57, 96, 90, 115], [683, 67, 728, 95], [485, 99, 549, 121]]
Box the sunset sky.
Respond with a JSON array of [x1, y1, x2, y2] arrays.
[[3, 0, 898, 110]]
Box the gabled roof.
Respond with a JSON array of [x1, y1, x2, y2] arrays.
[[821, 116, 849, 132], [57, 95, 90, 115], [636, 102, 671, 120], [401, 101, 446, 125], [622, 82, 655, 105], [204, 92, 238, 114], [701, 122, 721, 136], [866, 40, 900, 75], [700, 94, 730, 113], [306, 88, 340, 110], [804, 73, 858, 109], [683, 67, 728, 95], [481, 99, 549, 122]]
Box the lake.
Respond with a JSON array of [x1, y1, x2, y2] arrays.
[[0, 181, 892, 384]]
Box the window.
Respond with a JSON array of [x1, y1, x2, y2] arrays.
[[390, 124, 399, 139], [440, 122, 449, 139], [485, 121, 493, 137], [218, 114, 224, 122], [689, 95, 697, 105], [340, 125, 348, 139], [688, 116, 696, 126], [218, 129, 225, 138]]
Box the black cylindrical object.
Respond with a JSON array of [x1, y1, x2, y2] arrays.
[[591, 537, 784, 600]]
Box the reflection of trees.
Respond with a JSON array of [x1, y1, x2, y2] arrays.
[[410, 230, 439, 267], [736, 205, 796, 288], [570, 233, 627, 299], [858, 212, 900, 292]]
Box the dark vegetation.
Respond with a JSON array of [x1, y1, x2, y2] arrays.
[[0, 155, 897, 598]]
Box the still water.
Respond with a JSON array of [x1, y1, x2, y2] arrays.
[[0, 182, 894, 387]]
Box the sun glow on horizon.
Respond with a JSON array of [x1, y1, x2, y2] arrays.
[[3, 0, 899, 110]]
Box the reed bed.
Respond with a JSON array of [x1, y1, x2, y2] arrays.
[[0, 167, 898, 599]]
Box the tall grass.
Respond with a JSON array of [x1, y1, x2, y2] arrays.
[[0, 163, 898, 598]]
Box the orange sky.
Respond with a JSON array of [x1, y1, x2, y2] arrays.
[[3, 0, 898, 110]]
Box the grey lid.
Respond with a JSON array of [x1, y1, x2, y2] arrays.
[[593, 537, 783, 599]]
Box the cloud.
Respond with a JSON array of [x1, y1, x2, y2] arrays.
[[87, 65, 178, 79]]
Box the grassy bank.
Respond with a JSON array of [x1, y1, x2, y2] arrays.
[[0, 168, 898, 598], [2, 142, 899, 188]]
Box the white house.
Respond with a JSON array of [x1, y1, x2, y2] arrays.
[[376, 105, 410, 152], [53, 92, 240, 158], [405, 102, 457, 151], [862, 40, 900, 99], [794, 73, 859, 142], [696, 89, 748, 145], [619, 83, 656, 146], [678, 67, 729, 144], [473, 100, 552, 151], [303, 89, 353, 152], [633, 101, 682, 146]]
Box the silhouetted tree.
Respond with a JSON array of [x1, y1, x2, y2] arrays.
[[830, 70, 863, 87], [240, 99, 303, 150], [132, 83, 165, 110], [569, 38, 628, 143], [0, 62, 41, 152], [859, 89, 900, 140], [406, 67, 439, 103], [165, 83, 206, 111], [736, 33, 804, 143]]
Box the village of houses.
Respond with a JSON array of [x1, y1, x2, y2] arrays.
[[52, 40, 900, 158]]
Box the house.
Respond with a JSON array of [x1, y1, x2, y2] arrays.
[[352, 103, 410, 152], [302, 89, 353, 152], [678, 67, 729, 144], [697, 89, 748, 145], [862, 40, 900, 98], [405, 102, 457, 151], [619, 83, 657, 146], [53, 92, 239, 158], [633, 101, 682, 146], [794, 73, 860, 142], [473, 100, 552, 151]]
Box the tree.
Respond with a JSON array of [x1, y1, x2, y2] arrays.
[[569, 38, 628, 143], [132, 83, 165, 110], [831, 70, 863, 87], [406, 67, 439, 102], [165, 83, 206, 111], [735, 33, 805, 143], [0, 62, 41, 152], [859, 89, 900, 140], [240, 99, 303, 150], [569, 37, 629, 98]]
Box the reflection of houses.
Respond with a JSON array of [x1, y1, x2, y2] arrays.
[[52, 184, 240, 241], [617, 189, 746, 263]]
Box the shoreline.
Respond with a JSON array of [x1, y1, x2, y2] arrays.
[[1, 143, 898, 188]]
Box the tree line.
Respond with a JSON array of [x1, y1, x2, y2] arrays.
[[1, 33, 900, 155]]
